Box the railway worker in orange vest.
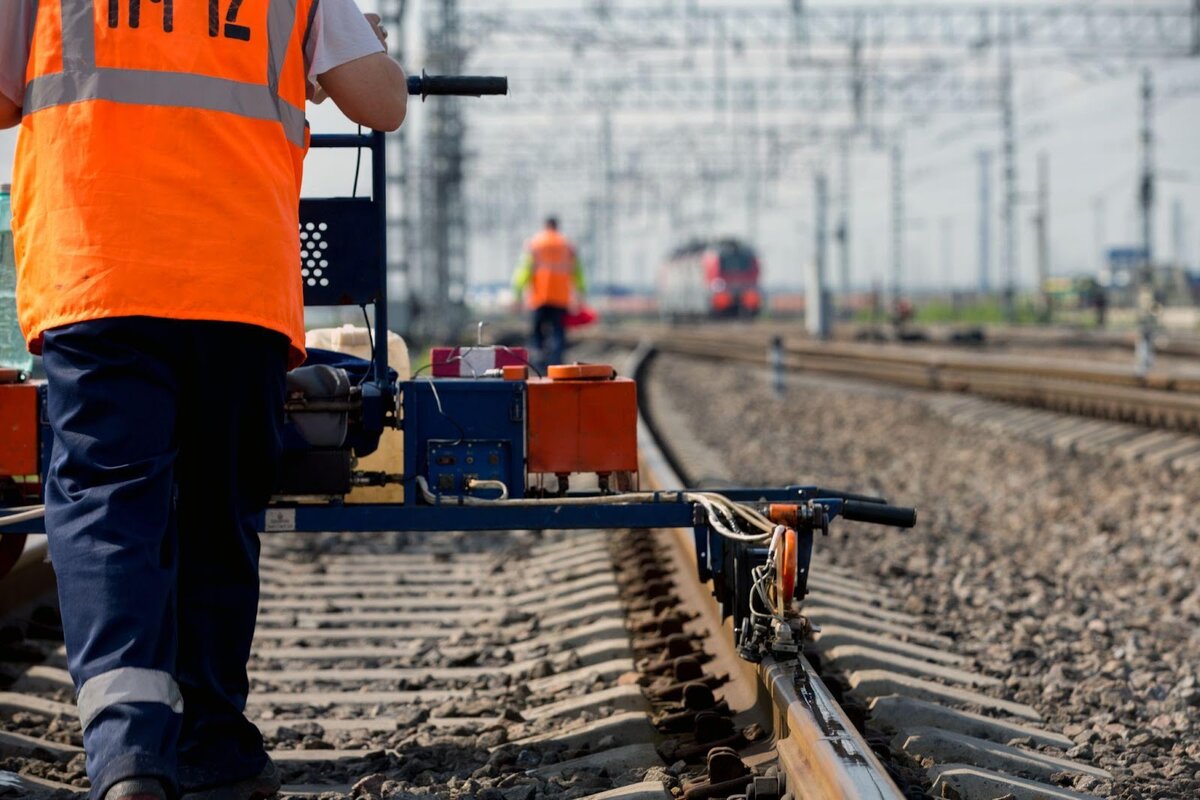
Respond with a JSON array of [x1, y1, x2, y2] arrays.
[[0, 2, 407, 798], [512, 216, 586, 371]]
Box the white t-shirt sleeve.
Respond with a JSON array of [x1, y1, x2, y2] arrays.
[[305, 0, 386, 99], [0, 0, 36, 107]]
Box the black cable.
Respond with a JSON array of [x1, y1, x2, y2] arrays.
[[408, 363, 468, 445], [495, 345, 544, 378], [358, 304, 376, 387], [351, 124, 363, 197]]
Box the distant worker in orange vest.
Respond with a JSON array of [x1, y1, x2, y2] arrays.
[[512, 216, 586, 371], [1, 2, 407, 799]]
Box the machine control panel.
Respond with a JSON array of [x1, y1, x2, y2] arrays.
[[426, 440, 513, 499]]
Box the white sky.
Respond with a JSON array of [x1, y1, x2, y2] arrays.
[[3, 0, 1199, 295]]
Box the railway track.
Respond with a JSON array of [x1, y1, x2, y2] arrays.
[[581, 325, 1200, 435], [0, 348, 1111, 800], [846, 323, 1200, 362]]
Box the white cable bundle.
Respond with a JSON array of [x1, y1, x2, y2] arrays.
[[415, 477, 777, 542], [0, 505, 45, 527]]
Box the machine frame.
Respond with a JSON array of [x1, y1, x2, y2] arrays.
[[0, 79, 916, 662]]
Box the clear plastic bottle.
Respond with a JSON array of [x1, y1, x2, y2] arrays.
[[0, 184, 33, 374]]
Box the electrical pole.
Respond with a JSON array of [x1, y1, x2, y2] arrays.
[[941, 217, 954, 292], [1000, 15, 1018, 321], [599, 107, 615, 304], [1172, 198, 1186, 267], [1092, 196, 1107, 276], [744, 88, 761, 245], [1194, 0, 1200, 56], [1035, 151, 1050, 321], [809, 172, 831, 339], [421, 0, 466, 341], [1136, 68, 1156, 374], [838, 139, 852, 304], [890, 140, 905, 309], [978, 150, 992, 297], [379, 0, 409, 334]]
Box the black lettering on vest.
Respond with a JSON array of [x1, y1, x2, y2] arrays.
[[223, 0, 251, 41], [107, 0, 173, 33], [154, 0, 174, 33], [209, 0, 251, 41]]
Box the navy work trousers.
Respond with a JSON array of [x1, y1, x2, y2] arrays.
[[41, 317, 288, 799], [529, 305, 567, 372]]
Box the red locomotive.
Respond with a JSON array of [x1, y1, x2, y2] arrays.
[[658, 238, 763, 320]]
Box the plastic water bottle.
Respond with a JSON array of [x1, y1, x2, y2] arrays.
[[0, 184, 32, 375]]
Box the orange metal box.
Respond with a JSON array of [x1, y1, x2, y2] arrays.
[[0, 383, 40, 477], [526, 375, 638, 474]]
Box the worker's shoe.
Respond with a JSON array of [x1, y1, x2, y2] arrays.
[[181, 759, 281, 800], [104, 778, 168, 800]]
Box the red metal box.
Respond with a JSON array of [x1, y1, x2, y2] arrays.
[[526, 373, 638, 475], [0, 383, 40, 477], [430, 346, 530, 377]]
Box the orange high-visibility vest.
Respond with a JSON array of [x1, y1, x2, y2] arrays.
[[527, 229, 576, 310], [13, 0, 316, 368]]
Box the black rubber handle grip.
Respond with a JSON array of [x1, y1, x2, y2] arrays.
[[409, 74, 508, 97], [841, 500, 917, 529]]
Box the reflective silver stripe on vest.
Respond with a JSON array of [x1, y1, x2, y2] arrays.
[[32, 0, 305, 147], [267, 0, 299, 95], [59, 0, 95, 71], [25, 68, 307, 145], [76, 667, 184, 731]]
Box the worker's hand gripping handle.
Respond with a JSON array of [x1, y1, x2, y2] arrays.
[[409, 70, 508, 99], [840, 499, 918, 529]]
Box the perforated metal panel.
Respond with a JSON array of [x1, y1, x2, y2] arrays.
[[298, 198, 382, 307]]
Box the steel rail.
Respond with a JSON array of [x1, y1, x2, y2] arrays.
[[589, 326, 1200, 432], [626, 342, 906, 800]]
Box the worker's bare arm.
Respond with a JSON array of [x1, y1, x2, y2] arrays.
[[0, 93, 19, 129], [319, 53, 408, 132]]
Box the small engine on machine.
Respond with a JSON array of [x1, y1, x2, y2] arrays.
[[275, 331, 640, 504]]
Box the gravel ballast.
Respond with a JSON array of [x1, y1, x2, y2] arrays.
[[649, 355, 1200, 800]]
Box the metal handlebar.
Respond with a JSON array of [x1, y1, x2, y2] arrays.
[[840, 499, 918, 529], [408, 70, 508, 99], [307, 71, 506, 147]]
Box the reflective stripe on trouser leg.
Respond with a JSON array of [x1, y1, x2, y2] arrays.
[[77, 668, 184, 731], [42, 319, 185, 799]]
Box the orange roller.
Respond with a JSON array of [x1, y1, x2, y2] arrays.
[[775, 527, 797, 606], [768, 503, 800, 528]]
